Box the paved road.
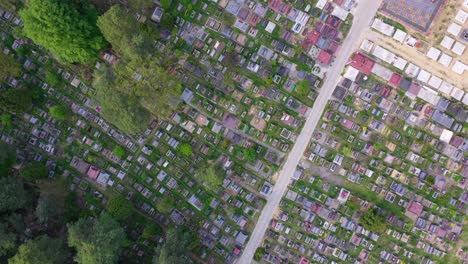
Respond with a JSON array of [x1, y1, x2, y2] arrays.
[[237, 1, 383, 263]]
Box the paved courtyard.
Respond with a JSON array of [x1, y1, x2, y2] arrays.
[[381, 0, 444, 31]]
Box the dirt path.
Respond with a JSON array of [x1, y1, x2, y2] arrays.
[[300, 160, 344, 185]]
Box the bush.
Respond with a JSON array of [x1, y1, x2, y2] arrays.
[[107, 195, 133, 221], [113, 146, 125, 158], [360, 208, 386, 233], [49, 105, 69, 120], [20, 162, 48, 181], [178, 143, 192, 157], [254, 247, 266, 261]]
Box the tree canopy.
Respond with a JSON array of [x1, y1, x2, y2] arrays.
[[295, 79, 310, 97], [0, 52, 21, 81], [0, 223, 16, 257], [97, 5, 152, 60], [0, 89, 33, 113], [0, 143, 16, 177], [67, 213, 126, 264], [20, 162, 48, 181], [177, 143, 193, 157], [19, 0, 105, 64], [195, 164, 224, 192], [113, 57, 182, 117], [152, 228, 195, 264], [8, 235, 69, 264], [107, 195, 133, 221], [360, 208, 387, 233], [49, 105, 69, 120], [156, 195, 175, 214], [92, 65, 150, 134], [35, 195, 61, 224], [0, 176, 27, 212], [113, 145, 125, 158]]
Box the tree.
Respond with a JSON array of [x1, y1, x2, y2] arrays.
[[295, 79, 310, 97], [142, 223, 161, 240], [8, 235, 69, 264], [177, 143, 192, 157], [113, 57, 182, 117], [67, 213, 126, 264], [160, 0, 172, 9], [49, 105, 69, 120], [195, 164, 224, 192], [0, 52, 20, 80], [92, 65, 150, 134], [426, 175, 436, 185], [242, 147, 257, 163], [0, 143, 16, 177], [20, 162, 48, 181], [128, 0, 154, 10], [0, 89, 33, 113], [0, 223, 16, 257], [0, 176, 27, 212], [45, 71, 62, 87], [156, 195, 175, 214], [97, 5, 152, 60], [152, 228, 195, 264], [0, 0, 19, 11], [19, 0, 105, 64], [35, 195, 61, 224], [113, 145, 125, 158], [1, 113, 12, 130], [254, 247, 266, 261], [360, 208, 386, 233], [107, 195, 133, 221]]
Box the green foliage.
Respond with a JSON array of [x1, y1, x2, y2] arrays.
[[254, 247, 266, 261], [156, 195, 175, 214], [0, 89, 33, 113], [107, 195, 133, 221], [0, 176, 27, 212], [128, 0, 154, 10], [63, 192, 80, 223], [177, 143, 193, 157], [152, 228, 195, 264], [20, 162, 48, 181], [295, 79, 310, 97], [0, 0, 20, 11], [1, 113, 12, 130], [97, 5, 152, 60], [45, 71, 62, 87], [49, 105, 69, 120], [19, 0, 105, 64], [68, 213, 126, 264], [426, 175, 436, 185], [342, 146, 351, 157], [113, 145, 125, 158], [8, 235, 69, 264], [35, 195, 61, 224], [0, 223, 16, 257], [0, 52, 20, 80], [0, 143, 16, 177], [142, 223, 161, 240], [160, 0, 171, 9], [195, 164, 224, 192], [113, 57, 182, 117], [92, 65, 150, 134], [360, 208, 387, 233], [242, 147, 257, 163]]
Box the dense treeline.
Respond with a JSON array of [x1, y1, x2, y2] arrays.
[[13, 0, 182, 134]]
